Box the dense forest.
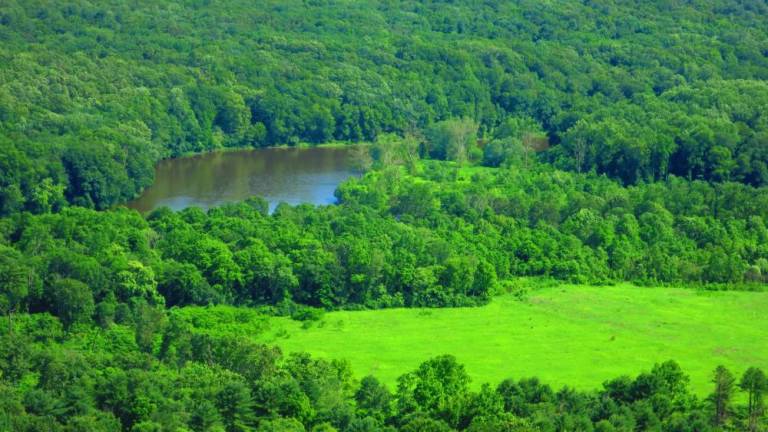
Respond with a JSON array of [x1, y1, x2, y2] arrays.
[[2, 153, 768, 320], [2, 0, 768, 430], [3, 144, 768, 430], [2, 308, 767, 431], [1, 0, 768, 212]]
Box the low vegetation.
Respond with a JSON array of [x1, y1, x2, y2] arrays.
[[182, 285, 768, 396], [3, 304, 767, 431]]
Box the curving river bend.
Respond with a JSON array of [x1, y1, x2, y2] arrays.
[[127, 146, 357, 213]]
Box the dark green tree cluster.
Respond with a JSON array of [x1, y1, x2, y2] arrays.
[[2, 310, 766, 431], [340, 156, 768, 287], [2, 0, 768, 213], [2, 151, 768, 332]]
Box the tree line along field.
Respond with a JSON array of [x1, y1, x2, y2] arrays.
[[2, 0, 768, 429], [3, 143, 768, 430], [3, 150, 768, 429], [178, 284, 768, 396]]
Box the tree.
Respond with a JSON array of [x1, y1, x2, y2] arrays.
[[0, 252, 29, 334], [350, 144, 374, 173], [214, 90, 250, 140], [157, 260, 220, 307], [371, 134, 420, 172], [461, 384, 504, 428], [346, 416, 384, 432], [482, 138, 524, 167], [397, 355, 470, 427], [570, 136, 588, 173], [740, 367, 767, 432], [426, 118, 478, 163], [254, 417, 305, 432], [217, 381, 257, 432], [51, 278, 95, 329], [521, 134, 547, 168], [116, 260, 164, 306], [399, 414, 453, 432], [234, 242, 297, 304], [709, 365, 735, 427], [355, 376, 392, 421], [189, 400, 225, 432], [134, 303, 167, 353], [29, 178, 66, 213], [61, 141, 133, 209], [466, 413, 535, 432], [62, 413, 122, 432]]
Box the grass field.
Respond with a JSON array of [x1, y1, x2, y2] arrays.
[[181, 284, 768, 395]]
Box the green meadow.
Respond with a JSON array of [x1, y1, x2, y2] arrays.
[[180, 284, 768, 395]]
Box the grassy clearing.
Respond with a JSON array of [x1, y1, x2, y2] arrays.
[[181, 284, 768, 395]]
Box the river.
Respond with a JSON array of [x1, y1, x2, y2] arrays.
[[126, 146, 357, 213]]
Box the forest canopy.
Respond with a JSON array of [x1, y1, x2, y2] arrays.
[[2, 0, 768, 430], [1, 0, 768, 212]]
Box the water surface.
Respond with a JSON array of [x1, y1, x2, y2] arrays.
[[127, 146, 356, 213]]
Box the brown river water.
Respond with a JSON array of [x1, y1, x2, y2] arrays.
[[127, 146, 357, 213]]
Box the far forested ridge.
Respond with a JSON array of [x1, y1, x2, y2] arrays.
[[1, 0, 768, 212]]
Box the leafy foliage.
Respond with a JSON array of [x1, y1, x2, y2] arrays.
[[1, 312, 765, 431], [1, 0, 768, 429], [2, 0, 768, 213]]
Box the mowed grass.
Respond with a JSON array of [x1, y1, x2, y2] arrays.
[[187, 285, 768, 395]]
